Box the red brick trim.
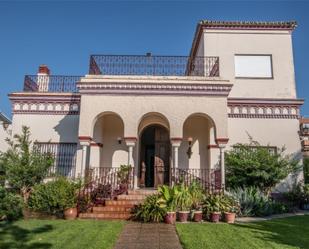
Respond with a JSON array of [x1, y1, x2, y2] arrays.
[[78, 136, 92, 141], [124, 137, 137, 142], [208, 144, 219, 149], [215, 138, 229, 144], [90, 142, 103, 147], [170, 137, 183, 142]]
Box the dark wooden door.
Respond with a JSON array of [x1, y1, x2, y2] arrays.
[[154, 127, 170, 187]]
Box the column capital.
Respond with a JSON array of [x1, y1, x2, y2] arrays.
[[124, 137, 137, 147], [216, 138, 229, 148], [171, 137, 182, 147], [79, 136, 92, 146]]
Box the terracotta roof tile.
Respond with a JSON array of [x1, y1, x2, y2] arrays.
[[199, 20, 297, 30]]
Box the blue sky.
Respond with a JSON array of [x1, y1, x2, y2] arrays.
[[0, 1, 308, 117]]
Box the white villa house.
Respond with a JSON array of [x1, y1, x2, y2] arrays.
[[7, 20, 305, 192]]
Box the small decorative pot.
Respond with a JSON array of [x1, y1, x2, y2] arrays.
[[224, 212, 236, 224], [193, 211, 203, 222], [210, 212, 220, 223], [165, 211, 176, 224], [178, 211, 190, 222], [64, 207, 77, 220]]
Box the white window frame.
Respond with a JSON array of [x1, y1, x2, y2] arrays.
[[234, 54, 273, 79]]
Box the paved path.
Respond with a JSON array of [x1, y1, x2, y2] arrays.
[[114, 222, 183, 249], [236, 210, 309, 223]]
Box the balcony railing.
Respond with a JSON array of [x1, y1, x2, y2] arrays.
[[89, 54, 219, 77], [24, 75, 81, 93]]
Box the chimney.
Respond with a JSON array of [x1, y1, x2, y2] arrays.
[[38, 64, 50, 75]]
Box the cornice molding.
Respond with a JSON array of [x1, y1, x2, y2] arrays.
[[77, 82, 233, 96]]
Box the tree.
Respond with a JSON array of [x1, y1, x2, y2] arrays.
[[225, 140, 299, 194], [1, 126, 53, 202], [304, 158, 309, 184]]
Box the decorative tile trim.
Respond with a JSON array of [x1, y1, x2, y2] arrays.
[[9, 94, 81, 115], [77, 82, 233, 96], [227, 98, 303, 119]]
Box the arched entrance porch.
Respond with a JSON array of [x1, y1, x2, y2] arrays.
[[138, 112, 171, 188]]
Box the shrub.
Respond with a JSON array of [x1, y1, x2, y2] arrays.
[[158, 185, 178, 212], [132, 194, 166, 222], [230, 187, 288, 217], [0, 126, 53, 202], [28, 177, 80, 216], [225, 140, 299, 194], [304, 158, 309, 184], [117, 165, 132, 184], [0, 186, 23, 221], [285, 183, 309, 208]]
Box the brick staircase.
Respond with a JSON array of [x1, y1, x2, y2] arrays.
[[79, 189, 157, 220]]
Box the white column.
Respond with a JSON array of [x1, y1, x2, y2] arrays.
[[125, 138, 137, 189], [80, 143, 88, 178], [219, 144, 226, 190], [171, 138, 182, 186]]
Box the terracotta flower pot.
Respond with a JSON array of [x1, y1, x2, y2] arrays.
[[210, 212, 220, 223], [224, 212, 236, 224], [64, 207, 77, 220], [178, 211, 190, 222], [165, 211, 176, 224], [193, 211, 203, 222]]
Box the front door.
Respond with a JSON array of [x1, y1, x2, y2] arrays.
[[140, 125, 170, 188]]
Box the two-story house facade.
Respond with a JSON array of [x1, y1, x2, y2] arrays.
[[8, 20, 304, 192]]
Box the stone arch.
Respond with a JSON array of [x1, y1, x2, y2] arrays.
[[91, 112, 127, 168], [137, 112, 170, 135]]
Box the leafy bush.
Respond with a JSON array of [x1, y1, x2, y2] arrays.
[[230, 187, 288, 217], [304, 158, 309, 184], [174, 183, 193, 211], [188, 181, 204, 210], [158, 185, 178, 212], [285, 183, 309, 208], [0, 186, 23, 221], [28, 177, 80, 215], [132, 194, 166, 222], [117, 165, 132, 184], [0, 126, 53, 202], [225, 141, 299, 193]]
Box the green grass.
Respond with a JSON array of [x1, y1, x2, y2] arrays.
[[0, 219, 124, 249], [176, 215, 309, 249]]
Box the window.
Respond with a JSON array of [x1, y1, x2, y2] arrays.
[[34, 142, 77, 178], [234, 55, 273, 78]]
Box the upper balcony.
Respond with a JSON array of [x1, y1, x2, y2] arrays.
[[23, 55, 220, 93], [89, 54, 219, 77]]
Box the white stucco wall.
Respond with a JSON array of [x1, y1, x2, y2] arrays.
[[202, 29, 297, 98], [11, 114, 79, 143], [0, 124, 11, 153]]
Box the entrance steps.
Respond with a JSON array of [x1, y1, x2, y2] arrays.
[[79, 189, 157, 220]]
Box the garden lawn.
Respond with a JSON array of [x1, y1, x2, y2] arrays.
[[176, 215, 309, 249], [0, 219, 124, 249]]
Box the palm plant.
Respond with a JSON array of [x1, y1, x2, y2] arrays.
[[175, 183, 193, 211]]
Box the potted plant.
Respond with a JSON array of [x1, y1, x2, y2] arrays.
[[175, 184, 192, 222], [203, 194, 223, 223], [223, 196, 239, 224], [158, 185, 177, 224], [189, 181, 204, 222]]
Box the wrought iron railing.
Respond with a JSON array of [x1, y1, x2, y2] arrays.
[[77, 167, 133, 214], [34, 142, 77, 178], [89, 55, 219, 77], [23, 75, 81, 93], [170, 168, 222, 193]]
